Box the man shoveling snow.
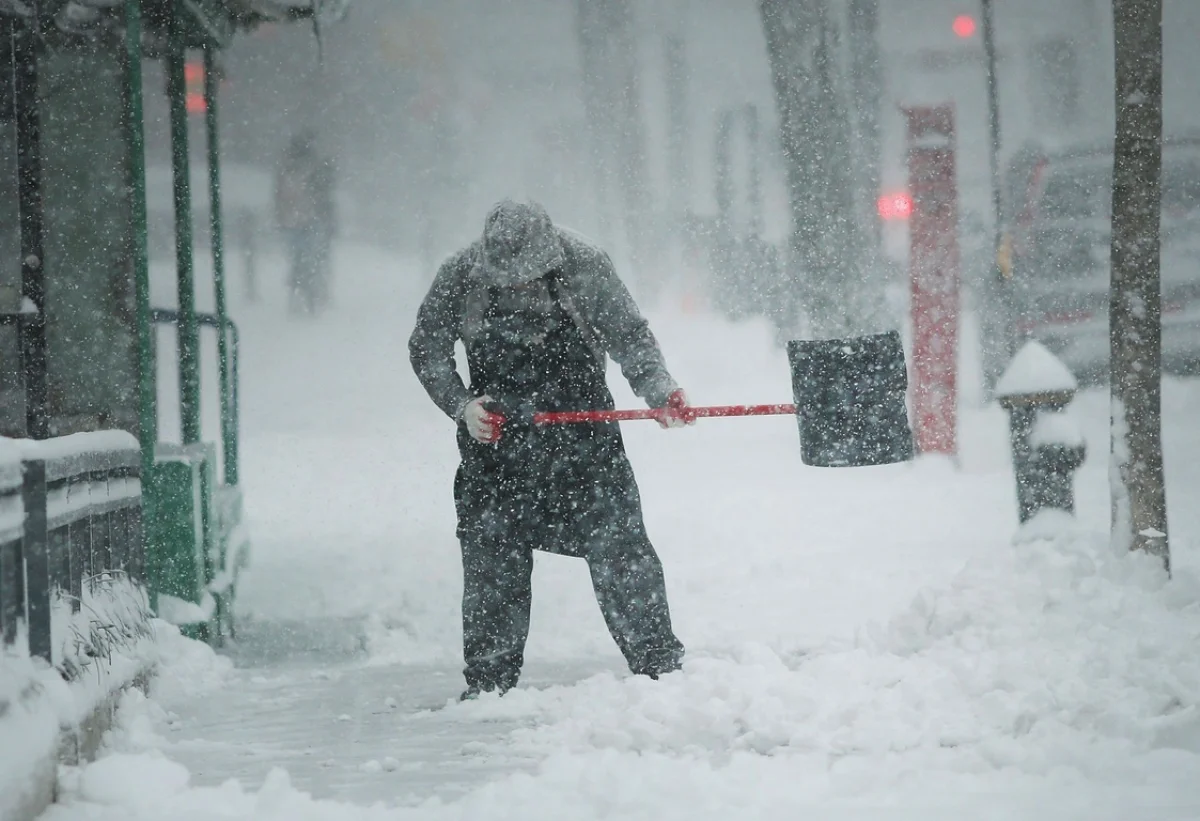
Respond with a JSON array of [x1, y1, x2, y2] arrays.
[[409, 200, 691, 700]]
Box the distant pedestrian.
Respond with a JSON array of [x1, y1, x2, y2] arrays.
[[274, 130, 336, 314]]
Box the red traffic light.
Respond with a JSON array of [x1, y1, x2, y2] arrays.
[[877, 192, 914, 221], [184, 61, 204, 84], [184, 60, 210, 114], [952, 14, 977, 38]]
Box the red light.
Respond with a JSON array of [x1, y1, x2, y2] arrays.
[[186, 92, 207, 114], [952, 14, 977, 38], [877, 192, 914, 221], [184, 61, 204, 84]]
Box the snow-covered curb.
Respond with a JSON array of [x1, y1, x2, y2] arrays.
[[0, 648, 60, 821], [0, 615, 227, 821], [0, 578, 160, 821], [0, 641, 151, 821]]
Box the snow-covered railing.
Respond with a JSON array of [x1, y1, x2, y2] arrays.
[[0, 432, 149, 675], [0, 439, 25, 642], [1, 432, 153, 821]]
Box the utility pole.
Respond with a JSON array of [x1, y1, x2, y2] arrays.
[[1109, 0, 1169, 569]]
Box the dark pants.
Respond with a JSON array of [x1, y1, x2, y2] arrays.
[[454, 432, 684, 691], [284, 227, 331, 314]]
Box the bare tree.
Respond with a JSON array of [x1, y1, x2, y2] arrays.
[[847, 0, 882, 247], [576, 0, 616, 246], [1109, 0, 1169, 568], [575, 0, 653, 288], [663, 29, 690, 231], [759, 0, 870, 339]]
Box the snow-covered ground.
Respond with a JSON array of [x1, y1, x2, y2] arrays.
[[37, 242, 1200, 820]]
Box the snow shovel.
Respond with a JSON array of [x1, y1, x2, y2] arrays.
[[533, 330, 914, 468]]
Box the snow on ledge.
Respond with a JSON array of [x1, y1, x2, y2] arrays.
[[0, 435, 22, 489], [995, 339, 1079, 399], [16, 429, 139, 461]]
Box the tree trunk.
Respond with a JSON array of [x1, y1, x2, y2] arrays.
[[847, 0, 882, 246], [576, 0, 619, 247], [663, 31, 690, 231], [575, 0, 653, 291], [1109, 0, 1168, 569], [607, 0, 654, 283], [759, 0, 869, 340]]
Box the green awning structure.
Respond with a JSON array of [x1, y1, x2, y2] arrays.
[[0, 0, 347, 644], [0, 0, 348, 50], [147, 0, 349, 48]]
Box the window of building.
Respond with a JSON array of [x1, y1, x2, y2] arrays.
[[1030, 37, 1081, 130]]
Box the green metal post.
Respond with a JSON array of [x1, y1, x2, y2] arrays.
[[13, 15, 48, 440], [166, 2, 201, 445], [124, 0, 157, 472], [203, 48, 236, 486]]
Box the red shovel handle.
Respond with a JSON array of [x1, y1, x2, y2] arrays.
[[533, 403, 797, 425]]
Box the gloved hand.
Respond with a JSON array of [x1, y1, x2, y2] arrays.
[[657, 389, 695, 429], [461, 396, 506, 443]]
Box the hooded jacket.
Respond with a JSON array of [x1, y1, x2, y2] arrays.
[[409, 229, 678, 420]]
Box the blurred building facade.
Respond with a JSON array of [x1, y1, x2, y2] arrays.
[[137, 0, 1200, 277], [879, 0, 1200, 248]]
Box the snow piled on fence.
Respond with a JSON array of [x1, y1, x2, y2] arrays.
[[52, 574, 156, 724], [0, 437, 22, 542]]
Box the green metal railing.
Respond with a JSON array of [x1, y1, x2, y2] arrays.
[[124, 0, 157, 481], [150, 308, 241, 484], [166, 1, 202, 447], [120, 0, 243, 640], [205, 46, 237, 486]]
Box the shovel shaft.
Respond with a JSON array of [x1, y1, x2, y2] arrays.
[[533, 403, 797, 425]]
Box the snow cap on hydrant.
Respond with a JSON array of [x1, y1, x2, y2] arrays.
[[995, 340, 1078, 404]]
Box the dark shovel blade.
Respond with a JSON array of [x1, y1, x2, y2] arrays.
[[787, 330, 914, 468]]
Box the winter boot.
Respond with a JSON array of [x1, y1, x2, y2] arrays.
[[631, 645, 684, 680], [459, 682, 512, 702]]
